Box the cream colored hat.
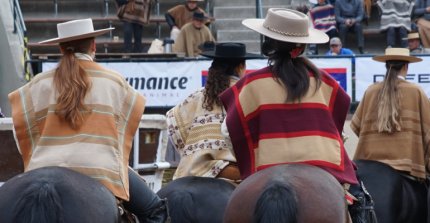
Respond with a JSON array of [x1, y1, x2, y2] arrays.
[[373, 48, 422, 63], [39, 18, 114, 44], [404, 32, 420, 40], [242, 8, 329, 44]]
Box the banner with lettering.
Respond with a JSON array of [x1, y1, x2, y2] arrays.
[[42, 57, 352, 107], [355, 56, 430, 101]]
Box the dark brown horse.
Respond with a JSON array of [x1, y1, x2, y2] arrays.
[[223, 164, 347, 223], [355, 159, 428, 223], [157, 176, 236, 223], [0, 166, 127, 223]]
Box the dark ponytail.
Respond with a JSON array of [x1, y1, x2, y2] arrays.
[[262, 37, 321, 102]]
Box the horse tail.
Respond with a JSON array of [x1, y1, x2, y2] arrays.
[[13, 181, 64, 223], [253, 181, 298, 223], [166, 190, 196, 222]]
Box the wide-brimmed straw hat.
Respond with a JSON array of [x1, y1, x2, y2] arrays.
[[200, 42, 260, 59], [373, 48, 422, 63], [39, 18, 114, 44], [242, 8, 329, 44], [403, 32, 420, 40]]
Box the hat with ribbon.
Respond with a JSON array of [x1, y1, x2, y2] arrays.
[[242, 8, 329, 44], [200, 42, 260, 59], [403, 32, 420, 40], [373, 48, 422, 63], [39, 18, 114, 44]]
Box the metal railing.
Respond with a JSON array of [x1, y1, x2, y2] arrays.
[[12, 0, 32, 81]]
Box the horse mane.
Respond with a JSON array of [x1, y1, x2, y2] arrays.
[[253, 181, 298, 223], [13, 180, 64, 223]]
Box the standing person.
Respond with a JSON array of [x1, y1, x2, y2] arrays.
[[405, 32, 430, 53], [335, 0, 365, 54], [166, 43, 258, 183], [165, 0, 207, 40], [308, 0, 338, 55], [351, 48, 430, 185], [8, 19, 167, 222], [326, 37, 355, 55], [220, 8, 375, 223], [413, 0, 430, 48], [377, 0, 414, 48], [173, 11, 215, 57], [116, 0, 153, 52]]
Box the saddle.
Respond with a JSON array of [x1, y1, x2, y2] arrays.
[[348, 181, 378, 223], [117, 201, 138, 223]]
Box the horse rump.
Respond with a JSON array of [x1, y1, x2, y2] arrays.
[[224, 164, 347, 223], [0, 166, 119, 223]]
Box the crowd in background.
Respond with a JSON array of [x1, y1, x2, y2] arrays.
[[113, 0, 430, 56]]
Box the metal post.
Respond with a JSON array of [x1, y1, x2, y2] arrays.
[[54, 0, 58, 16], [256, 0, 263, 54], [156, 0, 161, 38], [104, 0, 109, 17]]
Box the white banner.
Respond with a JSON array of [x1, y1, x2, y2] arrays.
[[355, 56, 430, 101], [42, 57, 352, 107]]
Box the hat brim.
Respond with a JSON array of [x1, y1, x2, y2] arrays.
[[373, 55, 422, 63], [39, 28, 114, 44], [242, 18, 329, 44], [200, 51, 261, 59]]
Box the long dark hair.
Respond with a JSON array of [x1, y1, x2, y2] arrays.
[[54, 37, 94, 129], [377, 60, 407, 133], [203, 58, 245, 111], [262, 37, 321, 102]]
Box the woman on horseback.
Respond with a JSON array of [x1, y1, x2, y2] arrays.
[[219, 8, 373, 222], [8, 18, 167, 222], [166, 42, 259, 183], [351, 48, 429, 183]]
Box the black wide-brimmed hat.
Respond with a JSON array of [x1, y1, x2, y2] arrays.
[[193, 11, 208, 21], [200, 42, 260, 59]]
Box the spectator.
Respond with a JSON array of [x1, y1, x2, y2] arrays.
[[377, 0, 414, 48], [326, 37, 355, 55], [173, 12, 215, 57], [0, 107, 4, 118], [405, 32, 430, 53], [413, 0, 430, 48], [308, 0, 338, 55], [335, 0, 365, 54], [115, 0, 153, 53], [165, 0, 207, 40]]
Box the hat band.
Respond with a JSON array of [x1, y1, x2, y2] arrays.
[[263, 24, 308, 37]]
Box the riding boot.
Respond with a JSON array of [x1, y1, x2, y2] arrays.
[[124, 168, 169, 223], [348, 181, 377, 223]]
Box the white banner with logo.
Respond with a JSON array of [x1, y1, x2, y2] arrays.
[[42, 57, 352, 107], [355, 56, 430, 101]]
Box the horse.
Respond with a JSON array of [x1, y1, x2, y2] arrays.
[[223, 164, 348, 223], [0, 166, 125, 223], [157, 176, 236, 223], [355, 159, 428, 223]]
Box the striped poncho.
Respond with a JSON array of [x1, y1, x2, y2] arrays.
[[309, 3, 337, 33], [351, 80, 430, 179], [220, 67, 357, 184], [8, 60, 145, 200], [377, 0, 414, 31]]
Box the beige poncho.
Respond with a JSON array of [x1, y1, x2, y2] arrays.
[[351, 80, 430, 179], [173, 22, 215, 57], [166, 78, 238, 179], [9, 60, 145, 200]]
